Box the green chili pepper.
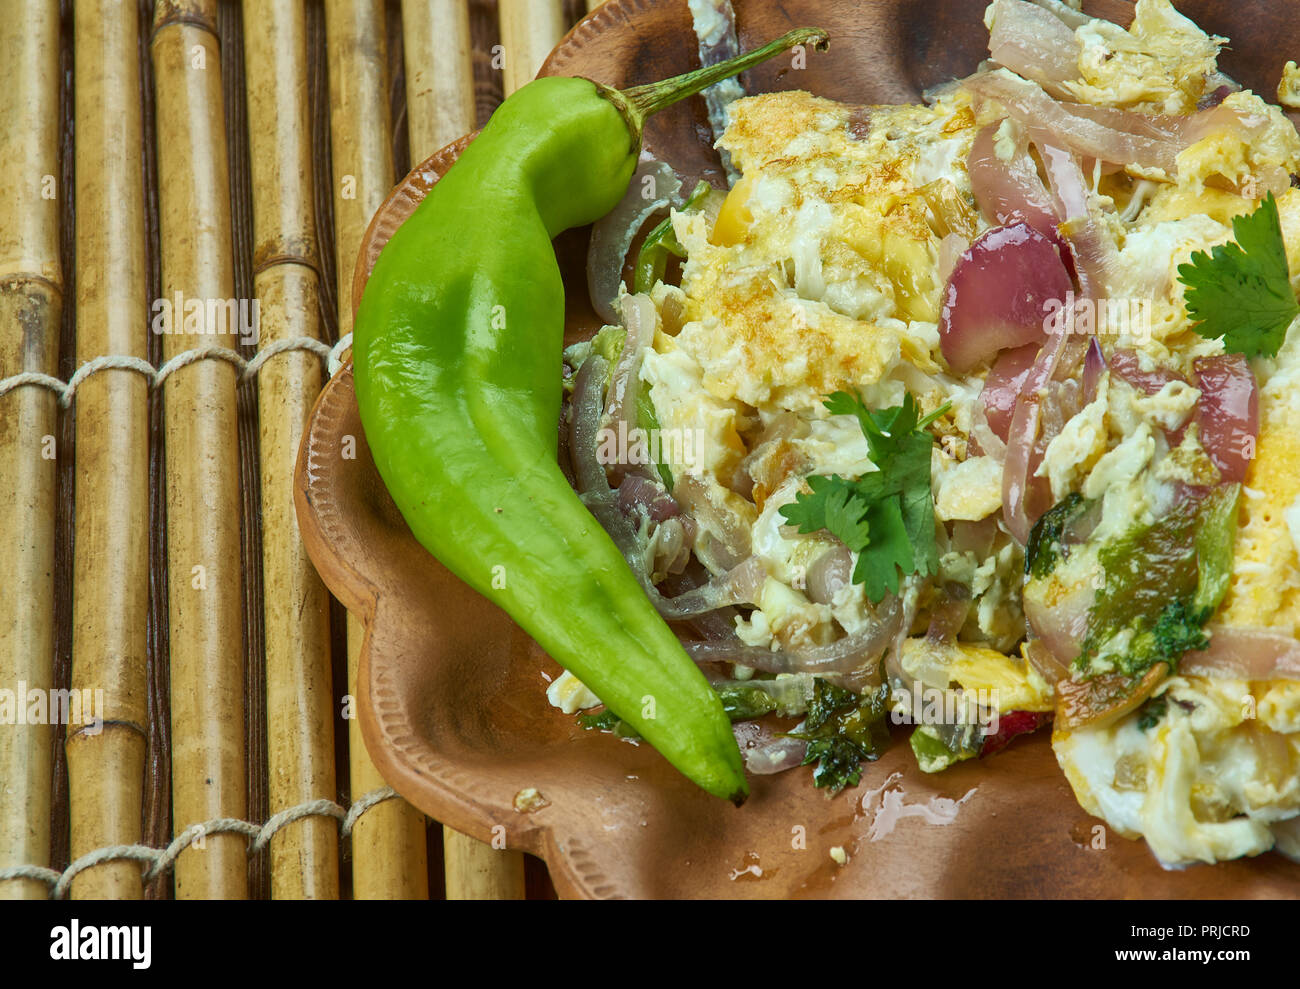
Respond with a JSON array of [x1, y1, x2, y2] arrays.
[[353, 28, 829, 804], [634, 179, 714, 294]]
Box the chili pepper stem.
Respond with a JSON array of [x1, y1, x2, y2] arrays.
[[596, 27, 829, 147]]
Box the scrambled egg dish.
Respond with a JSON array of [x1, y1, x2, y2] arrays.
[[562, 0, 1300, 868]]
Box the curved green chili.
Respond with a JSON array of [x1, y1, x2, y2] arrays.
[[353, 29, 829, 803]]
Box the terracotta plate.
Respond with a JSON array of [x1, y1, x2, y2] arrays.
[[296, 0, 1300, 898]]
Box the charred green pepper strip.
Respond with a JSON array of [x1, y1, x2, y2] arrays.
[[354, 29, 829, 803], [634, 179, 714, 294]]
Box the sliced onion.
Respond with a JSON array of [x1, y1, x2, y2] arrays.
[[688, 0, 744, 182], [926, 583, 972, 645], [586, 158, 682, 324], [672, 474, 751, 571], [1001, 332, 1090, 544], [1023, 576, 1093, 669], [1182, 627, 1300, 681], [572, 353, 765, 619], [968, 123, 1061, 241], [1036, 141, 1123, 297], [987, 0, 1080, 97], [883, 580, 922, 691], [805, 544, 852, 605], [981, 342, 1040, 443], [939, 221, 1072, 374], [654, 555, 766, 618], [969, 399, 1008, 462], [571, 355, 616, 497], [1109, 348, 1186, 396], [966, 69, 1267, 176], [1082, 336, 1106, 400], [685, 593, 903, 677], [602, 292, 658, 484], [1024, 637, 1070, 686], [1193, 354, 1259, 484], [617, 474, 680, 523], [649, 517, 691, 576], [734, 720, 808, 775]]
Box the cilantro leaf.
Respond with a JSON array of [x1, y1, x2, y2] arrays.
[[778, 390, 947, 603], [822, 486, 872, 552], [853, 498, 913, 602], [1177, 192, 1299, 359], [781, 475, 872, 550]]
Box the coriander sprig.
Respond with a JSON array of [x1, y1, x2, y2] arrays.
[[1177, 192, 1299, 359], [779, 391, 948, 603]]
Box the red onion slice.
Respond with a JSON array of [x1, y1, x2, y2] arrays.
[[1023, 575, 1093, 669], [968, 123, 1061, 241], [1109, 348, 1186, 396], [1082, 336, 1106, 400], [602, 293, 658, 484], [672, 474, 752, 571], [1193, 355, 1259, 484], [939, 222, 1072, 374], [1024, 637, 1070, 686], [684, 593, 904, 678], [1036, 141, 1123, 297], [1001, 331, 1089, 544], [925, 583, 972, 646], [965, 70, 1267, 176], [1181, 627, 1300, 681], [987, 0, 1080, 97], [981, 343, 1040, 443], [805, 544, 853, 605], [617, 474, 681, 523], [572, 353, 765, 619]]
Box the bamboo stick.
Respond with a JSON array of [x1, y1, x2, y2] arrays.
[[241, 0, 338, 900], [348, 622, 431, 897], [400, 0, 475, 159], [66, 0, 150, 901], [0, 0, 62, 903], [323, 0, 431, 899], [443, 827, 526, 900], [497, 0, 566, 97], [149, 0, 247, 900], [326, 0, 397, 343]]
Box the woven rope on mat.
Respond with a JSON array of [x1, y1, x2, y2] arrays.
[[0, 332, 355, 407], [0, 784, 401, 899]]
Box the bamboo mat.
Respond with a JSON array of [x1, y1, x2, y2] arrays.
[[0, 0, 598, 901]]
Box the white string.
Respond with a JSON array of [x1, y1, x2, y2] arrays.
[[0, 336, 370, 896], [0, 786, 402, 899], [0, 334, 354, 408]]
